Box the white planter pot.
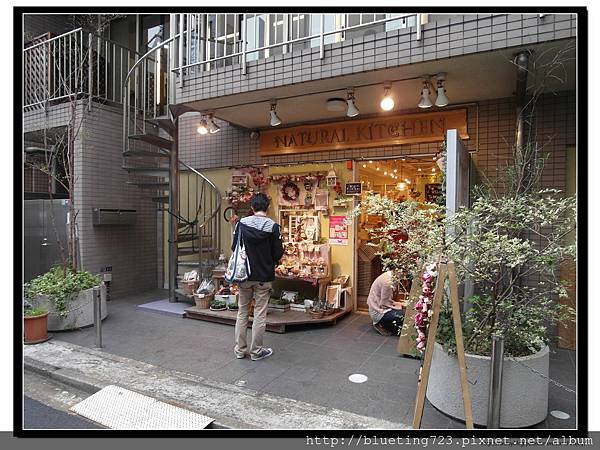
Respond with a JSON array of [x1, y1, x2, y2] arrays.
[[426, 342, 549, 428], [30, 285, 108, 332]]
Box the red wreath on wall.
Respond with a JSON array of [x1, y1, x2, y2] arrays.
[[281, 180, 300, 202]]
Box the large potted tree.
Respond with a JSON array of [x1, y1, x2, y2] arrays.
[[427, 142, 576, 428]]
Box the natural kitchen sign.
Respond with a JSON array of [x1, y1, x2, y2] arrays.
[[260, 109, 468, 156]]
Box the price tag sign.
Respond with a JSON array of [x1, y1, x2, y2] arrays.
[[345, 182, 362, 196]]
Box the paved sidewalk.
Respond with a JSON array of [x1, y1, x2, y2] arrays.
[[47, 289, 576, 429]]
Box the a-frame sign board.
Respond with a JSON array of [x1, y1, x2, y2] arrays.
[[409, 261, 474, 429]]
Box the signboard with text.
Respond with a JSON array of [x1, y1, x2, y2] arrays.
[[345, 182, 362, 196], [329, 216, 348, 246], [260, 109, 468, 156]]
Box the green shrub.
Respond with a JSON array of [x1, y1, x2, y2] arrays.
[[24, 267, 101, 317], [24, 307, 47, 317]]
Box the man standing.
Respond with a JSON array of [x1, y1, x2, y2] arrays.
[[367, 270, 405, 336], [231, 193, 284, 361]]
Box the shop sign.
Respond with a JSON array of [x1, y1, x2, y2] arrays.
[[260, 109, 468, 156], [345, 182, 362, 196], [329, 215, 348, 246]]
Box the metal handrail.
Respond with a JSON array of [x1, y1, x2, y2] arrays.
[[24, 27, 83, 50], [174, 13, 421, 73], [180, 159, 222, 230]]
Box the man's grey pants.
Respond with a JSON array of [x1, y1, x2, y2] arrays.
[[234, 280, 272, 357]]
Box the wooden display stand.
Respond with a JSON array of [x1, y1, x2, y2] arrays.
[[408, 261, 474, 430]]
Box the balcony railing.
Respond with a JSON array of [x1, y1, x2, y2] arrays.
[[172, 13, 425, 77], [23, 28, 141, 110]]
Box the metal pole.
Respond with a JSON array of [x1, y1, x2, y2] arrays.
[[487, 334, 504, 428], [93, 286, 102, 348], [242, 14, 247, 75], [88, 33, 93, 111], [168, 118, 179, 303], [319, 14, 325, 59]]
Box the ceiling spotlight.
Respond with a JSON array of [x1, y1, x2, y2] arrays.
[[393, 169, 397, 173], [384, 171, 388, 175], [432, 167, 436, 173], [369, 160, 373, 164], [207, 114, 220, 134], [346, 90, 360, 117], [362, 163, 366, 168], [379, 84, 395, 111], [418, 79, 433, 109], [418, 167, 422, 172], [435, 72, 449, 107], [197, 118, 209, 135], [376, 167, 380, 171], [269, 102, 282, 127], [397, 181, 407, 191]]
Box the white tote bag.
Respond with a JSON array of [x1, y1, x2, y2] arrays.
[[224, 226, 251, 283]]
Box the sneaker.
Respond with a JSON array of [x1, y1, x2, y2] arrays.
[[234, 351, 246, 359], [373, 323, 393, 336], [251, 347, 273, 361]]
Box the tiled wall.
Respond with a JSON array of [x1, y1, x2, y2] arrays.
[[178, 13, 576, 103], [23, 101, 160, 297], [178, 91, 576, 195]]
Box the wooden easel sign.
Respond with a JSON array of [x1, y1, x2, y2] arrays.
[[407, 261, 474, 429]]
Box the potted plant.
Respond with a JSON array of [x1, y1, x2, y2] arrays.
[[24, 307, 50, 344], [268, 297, 290, 312], [24, 266, 106, 332], [209, 299, 227, 311], [429, 143, 576, 428]]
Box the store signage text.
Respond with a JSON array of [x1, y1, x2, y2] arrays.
[[260, 109, 468, 156]]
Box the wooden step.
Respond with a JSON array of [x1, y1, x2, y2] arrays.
[[129, 133, 173, 150], [177, 261, 217, 268], [123, 149, 170, 159], [178, 247, 218, 257]]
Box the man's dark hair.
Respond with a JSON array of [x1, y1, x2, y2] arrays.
[[251, 193, 270, 212]]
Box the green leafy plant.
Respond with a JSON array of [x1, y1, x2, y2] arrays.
[[24, 266, 101, 317], [24, 307, 48, 318], [349, 196, 445, 294], [210, 299, 227, 309]]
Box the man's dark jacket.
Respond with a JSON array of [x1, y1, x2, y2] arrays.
[[232, 215, 284, 282]]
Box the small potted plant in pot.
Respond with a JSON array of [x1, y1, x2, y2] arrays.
[[209, 299, 227, 311], [24, 306, 50, 344]]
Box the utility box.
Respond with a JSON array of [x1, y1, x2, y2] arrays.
[[92, 209, 137, 226]]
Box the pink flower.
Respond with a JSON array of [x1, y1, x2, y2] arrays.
[[416, 341, 426, 350], [422, 286, 432, 295], [415, 300, 423, 310], [420, 272, 433, 283], [418, 331, 426, 340]]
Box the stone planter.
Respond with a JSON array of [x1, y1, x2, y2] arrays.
[[29, 285, 108, 332], [426, 342, 549, 428]]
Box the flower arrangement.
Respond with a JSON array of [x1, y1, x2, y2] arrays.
[[281, 180, 300, 202], [414, 263, 438, 352]]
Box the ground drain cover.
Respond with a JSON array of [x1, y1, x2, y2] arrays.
[[550, 410, 570, 420], [70, 385, 214, 429], [349, 374, 368, 383]]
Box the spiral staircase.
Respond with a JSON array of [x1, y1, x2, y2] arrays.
[[121, 35, 221, 303]]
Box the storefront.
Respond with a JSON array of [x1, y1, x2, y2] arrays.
[[177, 107, 471, 325]]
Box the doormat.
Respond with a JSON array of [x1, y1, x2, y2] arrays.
[[137, 299, 188, 318], [70, 385, 214, 430]]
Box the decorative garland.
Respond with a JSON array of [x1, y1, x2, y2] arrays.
[[281, 180, 300, 202], [414, 262, 438, 353]]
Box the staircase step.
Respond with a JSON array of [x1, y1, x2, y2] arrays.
[[177, 261, 217, 268], [127, 181, 170, 188], [177, 233, 198, 243], [123, 149, 170, 159], [129, 134, 173, 150], [123, 166, 170, 177], [147, 117, 176, 135], [151, 196, 170, 204]]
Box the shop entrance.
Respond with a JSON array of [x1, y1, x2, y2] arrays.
[[355, 154, 443, 311]]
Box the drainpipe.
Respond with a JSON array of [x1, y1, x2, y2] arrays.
[[514, 51, 530, 155]]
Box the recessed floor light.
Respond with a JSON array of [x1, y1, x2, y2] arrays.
[[348, 374, 368, 383], [550, 410, 570, 420]]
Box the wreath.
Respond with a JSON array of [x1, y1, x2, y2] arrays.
[[281, 180, 300, 202]]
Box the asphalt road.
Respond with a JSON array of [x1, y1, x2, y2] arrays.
[[24, 396, 103, 429]]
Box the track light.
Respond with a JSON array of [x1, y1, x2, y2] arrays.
[[379, 84, 394, 111], [197, 118, 209, 135], [346, 90, 360, 117], [435, 73, 449, 107], [418, 79, 433, 109], [207, 114, 220, 134], [269, 102, 282, 127]]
